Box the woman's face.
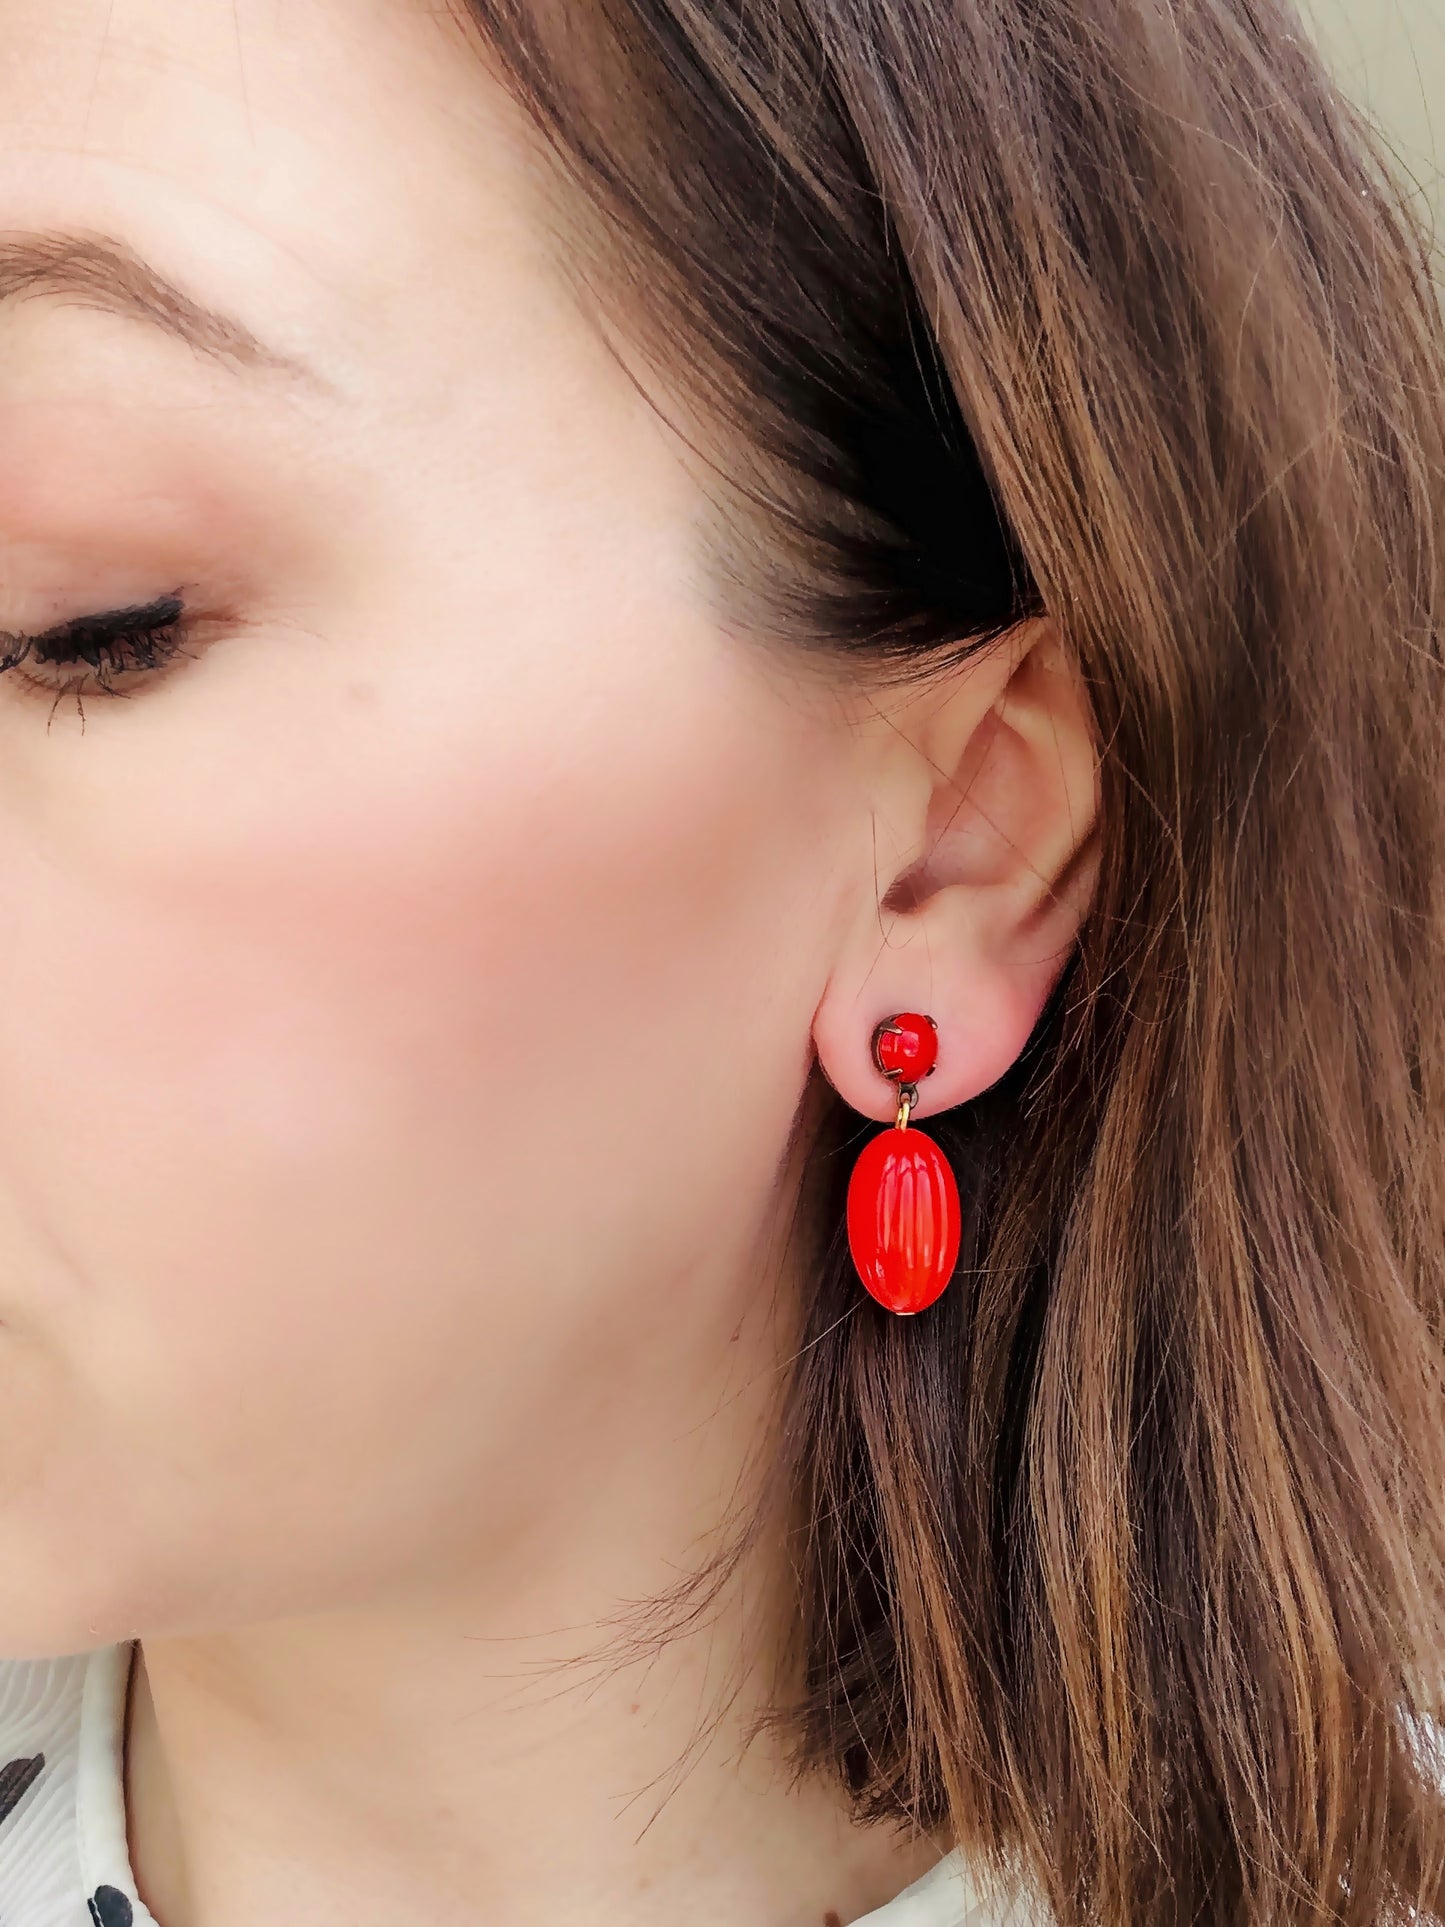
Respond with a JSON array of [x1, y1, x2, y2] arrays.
[[0, 0, 881, 1650]]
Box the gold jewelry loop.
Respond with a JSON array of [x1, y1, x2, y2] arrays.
[[895, 1085, 915, 1130]]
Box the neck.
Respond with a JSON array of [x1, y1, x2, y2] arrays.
[[124, 1561, 943, 1927], [121, 1101, 948, 1927]]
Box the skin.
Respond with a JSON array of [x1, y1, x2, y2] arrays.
[[0, 2, 1100, 1923]]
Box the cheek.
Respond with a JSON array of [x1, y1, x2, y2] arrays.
[[0, 615, 839, 1633]]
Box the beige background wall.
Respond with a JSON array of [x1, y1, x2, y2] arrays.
[[1300, 0, 1443, 242]]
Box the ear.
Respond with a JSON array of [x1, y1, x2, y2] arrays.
[[813, 618, 1101, 1122]]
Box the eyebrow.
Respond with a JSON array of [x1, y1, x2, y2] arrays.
[[0, 228, 335, 394]]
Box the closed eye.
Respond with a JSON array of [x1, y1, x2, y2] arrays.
[[0, 592, 194, 712]]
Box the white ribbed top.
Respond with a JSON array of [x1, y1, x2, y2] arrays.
[[0, 1643, 1030, 1926], [0, 1643, 157, 1926]]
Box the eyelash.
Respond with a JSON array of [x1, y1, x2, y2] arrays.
[[0, 592, 193, 705]]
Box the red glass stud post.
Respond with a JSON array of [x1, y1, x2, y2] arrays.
[[845, 1012, 960, 1315]]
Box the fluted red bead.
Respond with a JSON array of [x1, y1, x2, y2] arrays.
[[873, 1012, 938, 1084], [846, 1122, 961, 1315]]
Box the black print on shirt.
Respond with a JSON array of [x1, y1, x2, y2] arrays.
[[87, 1887, 134, 1927], [0, 1755, 43, 1828]]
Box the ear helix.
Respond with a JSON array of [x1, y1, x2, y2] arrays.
[[845, 1013, 961, 1315]]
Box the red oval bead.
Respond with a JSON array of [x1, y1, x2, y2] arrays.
[[873, 1012, 938, 1084], [846, 1124, 960, 1314]]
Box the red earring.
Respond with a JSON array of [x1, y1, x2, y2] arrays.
[[845, 1013, 961, 1315]]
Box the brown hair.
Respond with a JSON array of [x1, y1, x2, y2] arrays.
[[449, 0, 1445, 1919]]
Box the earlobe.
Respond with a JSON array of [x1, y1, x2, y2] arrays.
[[813, 619, 1100, 1123]]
